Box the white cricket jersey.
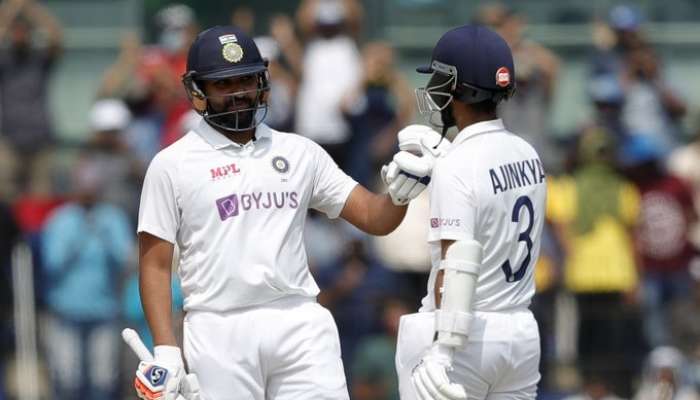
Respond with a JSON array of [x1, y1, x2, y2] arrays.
[[421, 119, 547, 313], [137, 120, 358, 312]]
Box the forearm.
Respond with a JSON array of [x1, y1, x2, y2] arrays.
[[340, 186, 407, 236], [363, 192, 407, 235], [140, 260, 177, 346]]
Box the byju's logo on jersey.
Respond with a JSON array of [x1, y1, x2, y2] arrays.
[[216, 191, 299, 221], [210, 163, 241, 180], [430, 218, 461, 228]]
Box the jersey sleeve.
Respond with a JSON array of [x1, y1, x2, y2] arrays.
[[428, 159, 477, 243], [309, 142, 358, 219], [137, 153, 180, 243]]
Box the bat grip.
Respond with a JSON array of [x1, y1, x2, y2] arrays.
[[122, 328, 154, 362]]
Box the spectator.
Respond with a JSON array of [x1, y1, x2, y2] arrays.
[[40, 160, 133, 400], [341, 41, 414, 187], [254, 35, 297, 132], [84, 99, 144, 222], [547, 127, 646, 396], [478, 4, 560, 169], [0, 0, 62, 193], [590, 4, 646, 77], [316, 239, 401, 384], [620, 134, 698, 348], [668, 116, 700, 250], [290, 0, 362, 168], [98, 33, 162, 166], [634, 346, 699, 400], [585, 73, 628, 142], [231, 6, 255, 35], [351, 296, 410, 400], [296, 0, 364, 41], [620, 44, 687, 155], [98, 4, 197, 152]]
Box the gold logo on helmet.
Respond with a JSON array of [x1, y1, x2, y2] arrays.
[[222, 43, 244, 63]]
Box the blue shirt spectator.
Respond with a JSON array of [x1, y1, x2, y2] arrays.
[[42, 202, 133, 321]]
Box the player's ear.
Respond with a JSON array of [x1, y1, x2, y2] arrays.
[[183, 72, 207, 113]]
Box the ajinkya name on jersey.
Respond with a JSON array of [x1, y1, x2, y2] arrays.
[[489, 158, 545, 195], [216, 191, 299, 221]]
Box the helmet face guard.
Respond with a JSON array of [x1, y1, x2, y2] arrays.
[[183, 70, 270, 132], [415, 62, 457, 129]]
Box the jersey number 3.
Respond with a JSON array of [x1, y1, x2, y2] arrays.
[[501, 196, 534, 283]]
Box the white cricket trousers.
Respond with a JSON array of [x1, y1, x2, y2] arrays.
[[183, 296, 349, 400], [396, 310, 540, 400]]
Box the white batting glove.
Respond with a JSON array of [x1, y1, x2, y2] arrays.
[[381, 125, 450, 206], [412, 343, 467, 400], [381, 152, 431, 206], [397, 124, 450, 160], [134, 346, 200, 400]]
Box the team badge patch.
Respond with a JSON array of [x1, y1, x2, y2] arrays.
[[271, 156, 289, 174], [222, 42, 244, 63], [495, 66, 511, 88]]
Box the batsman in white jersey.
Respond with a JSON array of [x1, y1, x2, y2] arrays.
[[390, 25, 547, 400], [132, 26, 435, 400]]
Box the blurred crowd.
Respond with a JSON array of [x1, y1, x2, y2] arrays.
[[0, 0, 699, 399]]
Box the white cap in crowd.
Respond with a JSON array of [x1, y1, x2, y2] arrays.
[[89, 99, 132, 133]]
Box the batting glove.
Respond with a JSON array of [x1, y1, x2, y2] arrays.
[[412, 343, 467, 400], [381, 125, 450, 206], [134, 346, 200, 400], [397, 124, 450, 160]]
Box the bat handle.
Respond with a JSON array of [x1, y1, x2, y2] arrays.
[[122, 328, 154, 362]]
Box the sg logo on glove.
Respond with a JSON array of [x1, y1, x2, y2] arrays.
[[147, 366, 169, 386]]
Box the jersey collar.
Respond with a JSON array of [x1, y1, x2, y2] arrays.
[[195, 119, 272, 150], [452, 118, 505, 147]]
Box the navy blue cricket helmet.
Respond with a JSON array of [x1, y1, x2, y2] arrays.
[[415, 24, 515, 129], [182, 25, 270, 132]]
